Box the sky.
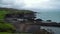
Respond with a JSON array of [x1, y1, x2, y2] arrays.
[[0, 0, 60, 12]]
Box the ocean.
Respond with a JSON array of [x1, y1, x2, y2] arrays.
[[36, 11, 60, 22], [36, 11, 60, 34]]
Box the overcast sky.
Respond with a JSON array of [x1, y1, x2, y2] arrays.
[[0, 0, 60, 12]]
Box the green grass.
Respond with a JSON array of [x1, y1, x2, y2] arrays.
[[0, 32, 32, 34], [0, 11, 8, 19], [0, 32, 12, 34]]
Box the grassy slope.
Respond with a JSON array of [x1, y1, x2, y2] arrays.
[[0, 8, 34, 26], [0, 11, 7, 19], [0, 8, 34, 19], [0, 8, 34, 34], [0, 32, 11, 34], [0, 8, 15, 34], [0, 32, 32, 34]]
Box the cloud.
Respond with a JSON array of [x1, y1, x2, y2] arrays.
[[0, 0, 24, 8], [0, 0, 60, 10], [23, 0, 60, 9]]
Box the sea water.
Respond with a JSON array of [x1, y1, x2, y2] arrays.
[[36, 11, 60, 34], [36, 11, 60, 22]]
